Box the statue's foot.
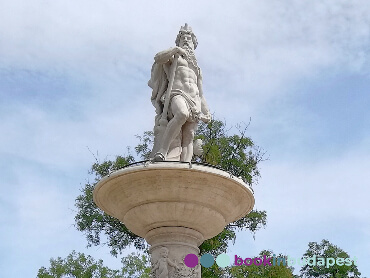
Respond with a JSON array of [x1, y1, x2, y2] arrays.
[[153, 152, 165, 162]]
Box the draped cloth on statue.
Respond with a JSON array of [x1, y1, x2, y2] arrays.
[[148, 62, 183, 160]]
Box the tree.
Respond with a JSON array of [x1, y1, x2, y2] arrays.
[[74, 118, 267, 276], [37, 250, 121, 278], [121, 253, 150, 278], [300, 239, 363, 278], [37, 251, 151, 278]]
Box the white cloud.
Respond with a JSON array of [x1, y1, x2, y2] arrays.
[[230, 138, 370, 274]]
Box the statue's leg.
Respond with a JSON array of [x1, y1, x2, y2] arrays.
[[180, 121, 197, 162], [157, 96, 189, 159]]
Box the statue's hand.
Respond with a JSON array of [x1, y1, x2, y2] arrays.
[[200, 113, 211, 123], [176, 46, 187, 57]]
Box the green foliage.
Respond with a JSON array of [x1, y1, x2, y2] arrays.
[[300, 239, 363, 278], [201, 264, 230, 278], [121, 253, 151, 278], [75, 118, 267, 261], [37, 251, 121, 278], [38, 251, 151, 278], [135, 131, 154, 160], [195, 119, 265, 187], [231, 210, 268, 234], [229, 250, 295, 278]]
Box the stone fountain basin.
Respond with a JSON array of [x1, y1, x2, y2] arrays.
[[93, 162, 254, 240]]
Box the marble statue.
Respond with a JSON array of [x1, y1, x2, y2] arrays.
[[149, 23, 211, 162]]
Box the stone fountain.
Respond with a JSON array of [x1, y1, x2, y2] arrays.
[[93, 24, 255, 278]]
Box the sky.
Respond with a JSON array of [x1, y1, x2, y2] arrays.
[[0, 0, 369, 277]]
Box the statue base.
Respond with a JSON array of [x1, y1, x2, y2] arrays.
[[148, 227, 202, 277]]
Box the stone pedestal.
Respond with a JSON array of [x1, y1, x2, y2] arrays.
[[93, 162, 254, 277], [148, 227, 202, 277]]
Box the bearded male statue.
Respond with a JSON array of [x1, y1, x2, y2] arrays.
[[148, 23, 211, 162]]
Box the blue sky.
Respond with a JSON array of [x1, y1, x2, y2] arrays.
[[1, 0, 369, 277]]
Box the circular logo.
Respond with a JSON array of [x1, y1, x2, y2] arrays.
[[200, 253, 214, 267], [216, 253, 230, 268], [184, 253, 230, 268], [184, 253, 199, 268]]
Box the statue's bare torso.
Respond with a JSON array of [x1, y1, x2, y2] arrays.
[[167, 55, 201, 113], [173, 59, 198, 96]]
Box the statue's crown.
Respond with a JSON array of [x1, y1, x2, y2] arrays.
[[179, 23, 193, 34]]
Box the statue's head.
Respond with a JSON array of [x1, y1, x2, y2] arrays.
[[175, 23, 198, 50], [159, 247, 169, 258]]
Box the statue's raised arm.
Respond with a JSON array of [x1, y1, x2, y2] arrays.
[[149, 23, 211, 162]]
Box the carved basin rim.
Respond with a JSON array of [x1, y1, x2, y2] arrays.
[[93, 161, 255, 239]]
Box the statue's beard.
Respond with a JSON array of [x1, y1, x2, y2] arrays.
[[182, 46, 198, 68]]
